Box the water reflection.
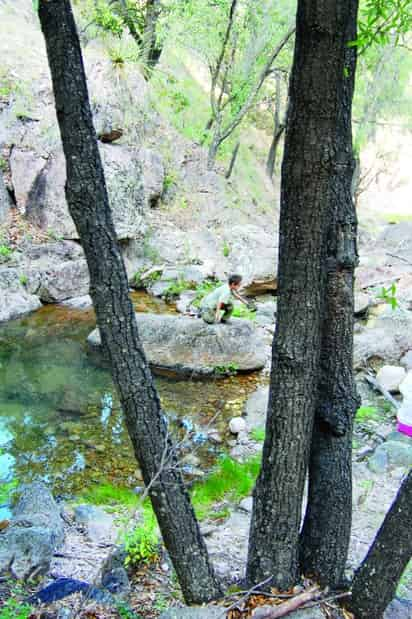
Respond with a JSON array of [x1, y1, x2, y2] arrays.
[[0, 293, 264, 499]]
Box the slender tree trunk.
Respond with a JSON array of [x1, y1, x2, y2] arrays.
[[246, 2, 361, 590], [38, 0, 221, 604], [299, 0, 360, 588], [266, 73, 284, 179], [225, 141, 240, 179], [142, 0, 162, 74], [348, 470, 412, 619]]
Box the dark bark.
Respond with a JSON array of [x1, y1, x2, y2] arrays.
[[38, 0, 221, 604], [348, 470, 412, 619], [299, 0, 360, 587], [141, 0, 162, 73], [225, 141, 240, 179], [246, 2, 361, 590], [265, 73, 285, 179]]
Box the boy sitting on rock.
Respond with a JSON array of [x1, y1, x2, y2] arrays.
[[200, 274, 252, 324]]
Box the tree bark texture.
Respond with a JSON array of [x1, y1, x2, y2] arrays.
[[299, 0, 360, 588], [348, 470, 412, 619], [38, 0, 221, 604], [266, 73, 285, 179], [247, 1, 359, 590]]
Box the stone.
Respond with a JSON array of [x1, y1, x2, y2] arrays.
[[61, 295, 93, 310], [354, 308, 412, 367], [376, 365, 406, 393], [88, 313, 267, 376], [0, 268, 42, 323], [0, 482, 64, 579], [238, 497, 253, 513], [229, 417, 247, 434], [384, 598, 412, 619], [253, 608, 324, 619], [35, 259, 89, 302], [140, 147, 164, 208], [381, 440, 412, 469], [176, 291, 197, 314], [367, 446, 389, 474], [0, 170, 11, 224], [354, 291, 371, 316], [74, 504, 117, 544], [10, 145, 145, 240], [101, 566, 130, 595], [400, 351, 412, 370], [244, 386, 269, 429]]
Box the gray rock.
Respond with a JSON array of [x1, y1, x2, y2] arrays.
[[101, 566, 130, 595], [35, 259, 89, 302], [229, 417, 247, 434], [368, 446, 389, 474], [149, 279, 174, 297], [10, 145, 145, 240], [354, 309, 412, 367], [244, 386, 269, 429], [140, 147, 164, 208], [88, 313, 267, 376], [256, 301, 277, 319], [382, 440, 412, 469], [0, 170, 11, 224], [74, 505, 117, 544], [0, 482, 64, 579], [0, 268, 42, 323], [238, 497, 253, 513], [176, 291, 197, 314], [384, 598, 412, 619], [253, 608, 324, 619], [376, 365, 406, 393], [400, 351, 412, 370], [61, 295, 93, 310], [354, 291, 371, 316]]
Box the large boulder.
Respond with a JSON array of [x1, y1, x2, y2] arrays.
[[0, 268, 42, 323], [10, 144, 145, 240], [0, 482, 64, 579], [87, 314, 267, 376], [354, 308, 412, 367], [140, 147, 165, 208], [22, 241, 90, 302]]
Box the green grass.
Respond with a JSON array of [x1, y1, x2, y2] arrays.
[[0, 479, 18, 505], [232, 304, 257, 320], [355, 405, 380, 423], [80, 482, 138, 508], [250, 427, 265, 442], [0, 594, 32, 619], [191, 455, 260, 520]]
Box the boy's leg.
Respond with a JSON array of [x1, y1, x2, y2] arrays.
[[221, 302, 234, 323], [201, 308, 216, 324]]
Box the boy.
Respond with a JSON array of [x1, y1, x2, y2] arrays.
[[200, 274, 251, 324]]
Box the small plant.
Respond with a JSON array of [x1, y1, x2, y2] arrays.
[[124, 506, 159, 567], [0, 156, 7, 172], [170, 91, 190, 113], [19, 274, 28, 286], [213, 362, 239, 376], [0, 245, 12, 261], [133, 268, 161, 289], [222, 241, 231, 258], [163, 278, 193, 301], [377, 283, 398, 310], [232, 304, 256, 320], [250, 427, 265, 442], [163, 170, 178, 193], [355, 405, 380, 423], [0, 596, 32, 619]]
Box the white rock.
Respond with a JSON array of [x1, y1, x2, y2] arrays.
[[399, 370, 412, 398], [229, 417, 247, 434], [376, 365, 406, 393]]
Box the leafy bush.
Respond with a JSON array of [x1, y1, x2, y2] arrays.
[[0, 245, 12, 260], [0, 596, 32, 619], [124, 506, 159, 567], [163, 278, 193, 300]]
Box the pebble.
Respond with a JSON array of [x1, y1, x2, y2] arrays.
[[229, 417, 247, 434]]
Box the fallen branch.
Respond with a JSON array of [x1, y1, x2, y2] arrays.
[[386, 252, 412, 267], [252, 586, 321, 619], [364, 373, 400, 410], [224, 576, 274, 617]]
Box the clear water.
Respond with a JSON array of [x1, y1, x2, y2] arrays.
[[0, 293, 264, 515]]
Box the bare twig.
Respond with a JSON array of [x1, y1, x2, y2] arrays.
[[386, 252, 412, 267], [223, 576, 274, 616]]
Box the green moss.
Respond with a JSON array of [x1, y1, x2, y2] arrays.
[[80, 482, 138, 508], [355, 405, 380, 422]]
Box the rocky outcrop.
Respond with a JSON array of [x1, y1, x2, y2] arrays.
[[10, 144, 145, 240], [140, 147, 165, 208], [87, 313, 268, 376], [0, 482, 64, 579]]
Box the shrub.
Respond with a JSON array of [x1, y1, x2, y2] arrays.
[[124, 506, 159, 567]]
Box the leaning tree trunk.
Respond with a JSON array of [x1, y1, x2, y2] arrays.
[[265, 73, 284, 179], [299, 0, 360, 588], [348, 470, 412, 619], [246, 1, 363, 590], [38, 0, 221, 605]]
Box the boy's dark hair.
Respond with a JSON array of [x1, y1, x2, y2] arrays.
[[229, 274, 242, 286]]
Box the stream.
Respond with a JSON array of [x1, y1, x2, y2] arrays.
[[0, 293, 264, 517]]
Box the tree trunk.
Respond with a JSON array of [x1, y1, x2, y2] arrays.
[[299, 0, 360, 588], [348, 470, 412, 619], [142, 0, 162, 74], [266, 73, 284, 179], [38, 0, 221, 605], [246, 1, 361, 590], [225, 141, 240, 179]]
